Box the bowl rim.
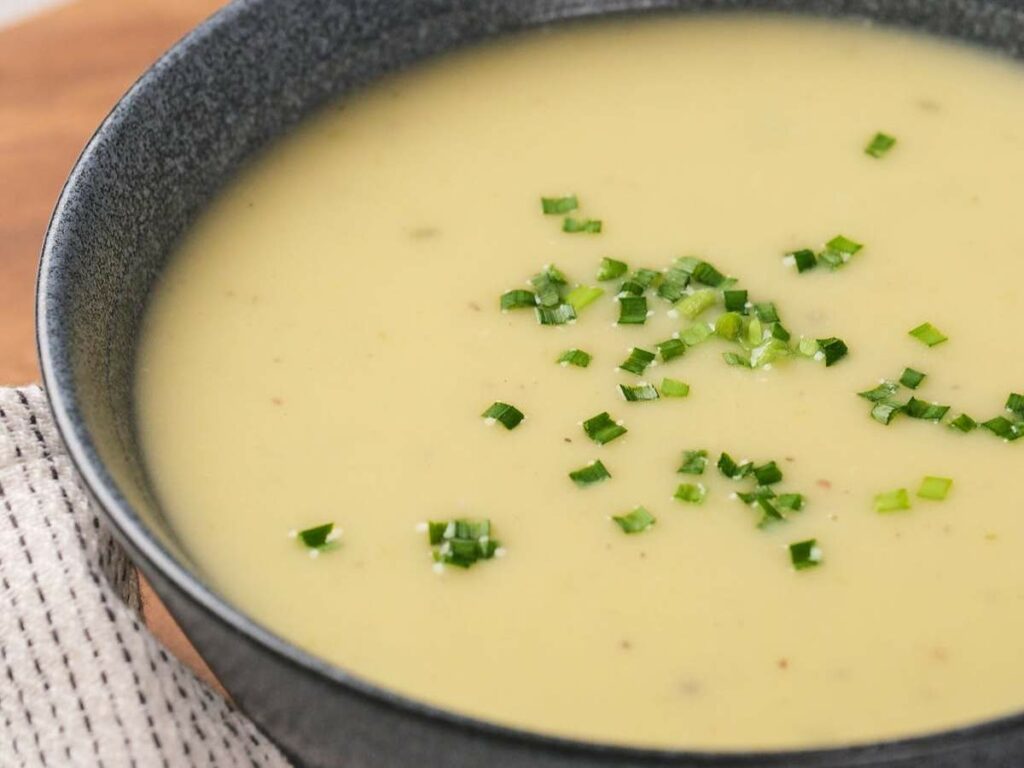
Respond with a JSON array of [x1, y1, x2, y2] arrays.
[[35, 0, 1024, 762]]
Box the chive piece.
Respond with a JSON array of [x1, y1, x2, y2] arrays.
[[723, 289, 749, 313], [531, 266, 566, 307], [858, 381, 900, 402], [820, 235, 863, 269], [597, 257, 628, 282], [789, 539, 822, 570], [745, 317, 763, 346], [500, 289, 536, 310], [674, 483, 707, 505], [656, 338, 686, 362], [756, 498, 786, 529], [903, 397, 950, 421], [786, 249, 817, 273], [750, 338, 791, 368], [677, 450, 708, 476], [557, 349, 592, 368], [298, 522, 336, 549], [981, 416, 1023, 441], [482, 402, 525, 430], [737, 486, 776, 504], [874, 489, 911, 513], [619, 347, 656, 376], [541, 195, 578, 214], [566, 285, 604, 312], [815, 337, 848, 367], [770, 323, 792, 343], [777, 493, 805, 512], [583, 412, 627, 445], [718, 452, 752, 480], [569, 460, 611, 488], [865, 132, 897, 158], [617, 296, 649, 325], [753, 461, 783, 486], [871, 401, 901, 425], [535, 303, 576, 326], [754, 302, 780, 323], [660, 378, 690, 398], [620, 268, 661, 296], [656, 280, 688, 304], [673, 256, 703, 275], [897, 368, 926, 389], [691, 261, 728, 287], [612, 506, 655, 534], [715, 312, 743, 341], [797, 338, 819, 357], [620, 383, 660, 402], [429, 518, 499, 568], [678, 289, 718, 320], [563, 217, 602, 234], [949, 414, 978, 433], [1006, 393, 1024, 417], [723, 351, 750, 368], [680, 322, 714, 346], [917, 476, 952, 501], [909, 322, 948, 347]]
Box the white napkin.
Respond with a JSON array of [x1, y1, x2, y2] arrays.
[[0, 387, 289, 767]]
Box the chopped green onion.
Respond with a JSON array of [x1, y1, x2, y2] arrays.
[[871, 402, 901, 425], [566, 285, 604, 311], [753, 461, 783, 486], [569, 460, 611, 487], [660, 378, 690, 398], [673, 256, 703, 275], [865, 132, 897, 158], [619, 383, 660, 402], [917, 476, 952, 501], [674, 483, 707, 505], [874, 488, 911, 513], [612, 506, 655, 534], [617, 296, 649, 325], [531, 266, 567, 307], [656, 338, 686, 362], [789, 539, 822, 570], [899, 368, 926, 389], [820, 235, 863, 269], [557, 349, 592, 368], [620, 269, 661, 296], [981, 416, 1024, 441], [429, 518, 499, 568], [723, 351, 750, 368], [680, 322, 714, 346], [723, 289, 749, 313], [678, 289, 718, 320], [777, 493, 805, 512], [656, 280, 688, 304], [500, 289, 536, 310], [563, 217, 602, 234], [715, 312, 743, 341], [737, 486, 775, 504], [535, 303, 576, 326], [677, 450, 708, 476], [798, 338, 820, 357], [949, 414, 978, 433], [750, 339, 790, 369], [541, 195, 578, 214], [754, 302, 780, 323], [786, 248, 817, 273], [298, 522, 337, 549], [619, 347, 656, 376], [858, 381, 900, 402], [745, 317, 764, 346], [482, 402, 525, 430], [902, 397, 950, 421], [816, 337, 849, 367], [691, 261, 728, 287], [770, 323, 792, 342], [718, 452, 752, 480], [909, 322, 948, 347], [1006, 393, 1024, 417], [756, 498, 785, 529], [583, 412, 627, 445], [597, 257, 628, 282]]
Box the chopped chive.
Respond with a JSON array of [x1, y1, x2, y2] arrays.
[[786, 248, 817, 273], [871, 401, 901, 425], [820, 235, 863, 269], [612, 506, 655, 534], [563, 217, 602, 234], [678, 289, 718, 320], [865, 132, 897, 158], [619, 383, 660, 402], [500, 289, 536, 310], [677, 449, 708, 476], [673, 256, 703, 275], [535, 303, 576, 326], [745, 317, 764, 346], [902, 397, 950, 421], [770, 323, 792, 343], [776, 493, 805, 512], [750, 338, 791, 368], [619, 347, 656, 376], [718, 452, 752, 480], [583, 412, 627, 445], [798, 338, 820, 357], [680, 322, 714, 346], [541, 195, 578, 214], [674, 483, 707, 505], [917, 476, 952, 501], [754, 302, 780, 323], [620, 268, 661, 296], [723, 351, 750, 368], [723, 289, 749, 313], [656, 338, 686, 362], [899, 368, 926, 389], [858, 381, 900, 402], [531, 266, 566, 307], [482, 402, 525, 430], [566, 285, 604, 311], [753, 461, 783, 486], [597, 257, 628, 282], [557, 349, 592, 368], [789, 539, 822, 570], [756, 498, 786, 528], [981, 416, 1023, 441], [949, 414, 978, 433], [298, 522, 336, 549], [691, 261, 728, 287], [617, 295, 649, 325], [816, 337, 849, 367], [656, 280, 688, 304], [909, 322, 948, 347], [429, 518, 499, 568], [660, 378, 690, 398], [569, 460, 611, 487], [737, 486, 776, 504], [1006, 393, 1024, 417], [715, 312, 743, 340], [874, 488, 911, 513]]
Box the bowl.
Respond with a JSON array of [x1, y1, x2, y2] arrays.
[[36, 1, 1024, 765]]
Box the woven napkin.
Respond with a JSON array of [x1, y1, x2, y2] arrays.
[[0, 386, 290, 767]]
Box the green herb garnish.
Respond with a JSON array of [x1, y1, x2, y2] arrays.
[[691, 261, 728, 287], [656, 338, 686, 362], [737, 486, 776, 505], [858, 381, 900, 402], [612, 506, 655, 534], [718, 452, 752, 480], [535, 303, 576, 326], [617, 296, 649, 325], [541, 195, 578, 214], [865, 132, 897, 158], [949, 414, 978, 433], [563, 217, 602, 234], [557, 349, 592, 368], [776, 493, 805, 512], [620, 268, 660, 296], [816, 337, 849, 367], [874, 488, 911, 513], [789, 539, 823, 570], [619, 383, 660, 402], [1006, 393, 1024, 417], [565, 285, 604, 312], [569, 460, 611, 488], [722, 351, 750, 368], [674, 483, 707, 505], [902, 397, 950, 421], [899, 368, 926, 389], [753, 461, 783, 486], [756, 498, 785, 528], [754, 302, 780, 323], [500, 289, 536, 310], [429, 518, 499, 568], [619, 347, 656, 376], [583, 412, 627, 445], [677, 450, 708, 475], [678, 289, 718, 320], [482, 402, 525, 430], [723, 289, 748, 313], [715, 312, 743, 341], [982, 416, 1023, 441], [917, 476, 952, 501], [597, 257, 628, 282], [680, 322, 714, 346], [819, 235, 863, 269], [786, 249, 817, 273], [531, 266, 566, 307], [871, 402, 901, 425], [298, 523, 337, 550], [909, 322, 948, 347], [660, 378, 690, 398]]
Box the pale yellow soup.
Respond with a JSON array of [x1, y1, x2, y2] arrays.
[[136, 14, 1024, 750]]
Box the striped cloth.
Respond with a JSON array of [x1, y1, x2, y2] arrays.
[[0, 387, 289, 767]]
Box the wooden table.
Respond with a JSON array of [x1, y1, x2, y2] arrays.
[[0, 0, 228, 693]]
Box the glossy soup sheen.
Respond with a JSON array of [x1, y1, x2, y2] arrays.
[[136, 15, 1024, 750]]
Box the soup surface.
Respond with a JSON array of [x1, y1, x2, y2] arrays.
[[137, 15, 1024, 749]]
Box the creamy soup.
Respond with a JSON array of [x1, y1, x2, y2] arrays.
[[136, 15, 1024, 750]]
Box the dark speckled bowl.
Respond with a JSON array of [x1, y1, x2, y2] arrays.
[[36, 1, 1024, 765]]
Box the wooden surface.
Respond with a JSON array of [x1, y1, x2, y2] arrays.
[[0, 0, 228, 694]]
